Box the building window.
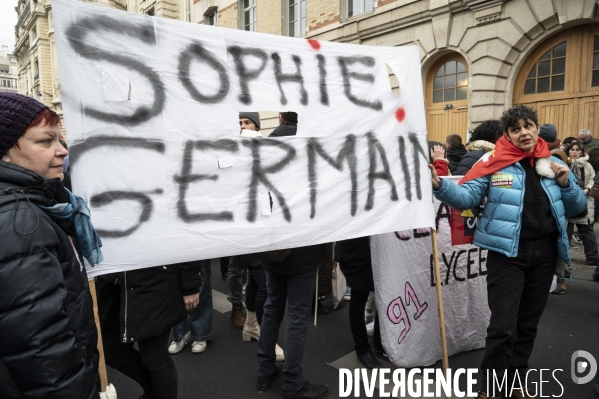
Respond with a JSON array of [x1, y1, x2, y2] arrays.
[[347, 0, 373, 19], [146, 7, 155, 16], [523, 42, 566, 94], [0, 65, 8, 73], [592, 36, 599, 87], [241, 0, 256, 31], [34, 59, 39, 80], [31, 26, 37, 42], [287, 0, 306, 37], [432, 60, 468, 103], [204, 7, 218, 25]]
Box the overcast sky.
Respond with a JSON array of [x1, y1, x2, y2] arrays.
[[0, 1, 18, 53]]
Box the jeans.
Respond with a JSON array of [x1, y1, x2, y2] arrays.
[[480, 235, 557, 396], [172, 259, 213, 342], [257, 267, 317, 391], [103, 289, 177, 399], [567, 222, 598, 259], [227, 257, 244, 305], [244, 267, 267, 324], [349, 289, 381, 354]]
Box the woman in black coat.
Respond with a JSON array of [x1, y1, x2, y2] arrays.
[[0, 93, 100, 398], [96, 261, 201, 399]]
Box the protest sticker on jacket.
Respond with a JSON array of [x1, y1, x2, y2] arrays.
[[52, 0, 434, 276], [371, 176, 490, 367], [450, 197, 486, 246]]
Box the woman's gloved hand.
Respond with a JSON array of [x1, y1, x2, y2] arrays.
[[99, 383, 117, 399]]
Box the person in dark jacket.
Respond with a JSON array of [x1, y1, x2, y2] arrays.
[[97, 261, 201, 399], [0, 92, 101, 399], [579, 128, 599, 153], [269, 111, 298, 137], [168, 260, 214, 355], [334, 237, 383, 370], [445, 134, 467, 174], [454, 120, 503, 176], [257, 112, 329, 399]]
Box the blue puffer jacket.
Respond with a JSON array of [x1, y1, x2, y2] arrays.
[[433, 156, 586, 265]]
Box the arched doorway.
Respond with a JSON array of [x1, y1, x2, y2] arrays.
[[514, 25, 599, 139], [426, 53, 469, 144]]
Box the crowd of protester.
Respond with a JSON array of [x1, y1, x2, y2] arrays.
[[1, 92, 599, 399]]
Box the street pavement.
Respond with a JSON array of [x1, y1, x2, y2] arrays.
[[107, 248, 599, 399]]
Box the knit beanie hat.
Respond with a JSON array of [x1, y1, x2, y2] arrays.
[[539, 123, 557, 143], [239, 112, 261, 131], [0, 92, 49, 158]]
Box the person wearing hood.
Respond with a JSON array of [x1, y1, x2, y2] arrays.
[[0, 93, 102, 398], [565, 141, 599, 265], [454, 120, 503, 176], [445, 134, 467, 174], [430, 105, 586, 399]]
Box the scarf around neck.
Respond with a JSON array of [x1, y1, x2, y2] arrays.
[[459, 136, 551, 185], [40, 188, 104, 266]]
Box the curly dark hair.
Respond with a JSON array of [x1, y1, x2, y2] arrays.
[[469, 120, 503, 144], [562, 136, 577, 147], [588, 148, 599, 171], [500, 105, 539, 133], [565, 140, 585, 157]]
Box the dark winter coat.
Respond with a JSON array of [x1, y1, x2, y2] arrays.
[[455, 150, 484, 175], [261, 121, 323, 275], [269, 121, 298, 137], [446, 144, 467, 174], [582, 137, 599, 153], [454, 140, 496, 176], [334, 237, 374, 292], [0, 160, 99, 399], [262, 245, 323, 275], [238, 254, 264, 269], [97, 261, 202, 343]]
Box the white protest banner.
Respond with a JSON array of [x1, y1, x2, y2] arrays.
[[52, 0, 434, 277], [371, 176, 490, 368]]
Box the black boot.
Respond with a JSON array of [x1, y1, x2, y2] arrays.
[[256, 363, 283, 391], [356, 351, 381, 369], [281, 381, 329, 399]]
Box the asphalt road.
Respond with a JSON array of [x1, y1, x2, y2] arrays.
[[107, 247, 599, 399]]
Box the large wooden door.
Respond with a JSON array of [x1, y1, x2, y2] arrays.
[[579, 96, 599, 135], [426, 54, 469, 144], [514, 25, 599, 138]]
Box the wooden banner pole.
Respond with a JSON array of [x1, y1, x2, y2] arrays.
[[89, 280, 109, 392], [431, 229, 452, 399]]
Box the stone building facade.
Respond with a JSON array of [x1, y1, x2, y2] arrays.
[[11, 0, 187, 131], [11, 0, 599, 141], [193, 0, 599, 142], [0, 46, 18, 94]]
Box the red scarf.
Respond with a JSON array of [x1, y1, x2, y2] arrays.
[[458, 136, 551, 185]]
